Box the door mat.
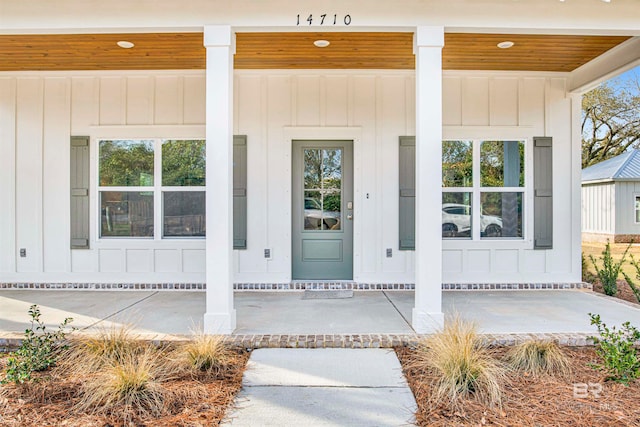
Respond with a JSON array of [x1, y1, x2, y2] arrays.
[[302, 290, 354, 299]]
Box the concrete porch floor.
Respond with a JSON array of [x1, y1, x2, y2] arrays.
[[1, 290, 639, 339]]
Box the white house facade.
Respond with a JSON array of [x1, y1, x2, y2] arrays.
[[1, 0, 639, 333], [582, 150, 640, 242]]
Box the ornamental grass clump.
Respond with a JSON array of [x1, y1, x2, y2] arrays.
[[506, 340, 571, 377], [411, 316, 506, 408], [178, 332, 231, 374], [59, 324, 143, 376], [75, 346, 174, 421]]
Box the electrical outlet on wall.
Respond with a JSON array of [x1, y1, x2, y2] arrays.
[[19, 248, 26, 258], [264, 248, 272, 259], [386, 248, 392, 258]]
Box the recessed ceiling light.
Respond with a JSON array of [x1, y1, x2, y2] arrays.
[[117, 40, 135, 49], [313, 40, 330, 48], [497, 41, 515, 49]]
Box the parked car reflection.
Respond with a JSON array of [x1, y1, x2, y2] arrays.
[[442, 203, 502, 238], [304, 197, 340, 230]]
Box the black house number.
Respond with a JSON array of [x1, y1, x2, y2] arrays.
[[296, 14, 351, 26]]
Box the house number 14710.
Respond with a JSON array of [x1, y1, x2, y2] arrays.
[[296, 14, 351, 26]]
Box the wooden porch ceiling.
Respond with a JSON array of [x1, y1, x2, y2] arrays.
[[0, 32, 630, 72]]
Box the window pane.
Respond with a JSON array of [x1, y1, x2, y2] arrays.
[[442, 192, 472, 238], [162, 140, 206, 186], [304, 191, 322, 230], [304, 149, 322, 189], [480, 140, 524, 187], [636, 197, 640, 223], [322, 149, 342, 190], [323, 190, 341, 230], [99, 140, 154, 186], [163, 191, 206, 237], [442, 140, 473, 187], [303, 148, 343, 231], [480, 192, 523, 238], [101, 191, 153, 237]]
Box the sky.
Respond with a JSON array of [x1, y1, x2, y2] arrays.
[[608, 64, 639, 89]]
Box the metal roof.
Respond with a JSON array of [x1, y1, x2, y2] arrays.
[[582, 150, 640, 183]]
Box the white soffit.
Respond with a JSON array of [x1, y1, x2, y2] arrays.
[[0, 0, 639, 34], [569, 36, 640, 93]]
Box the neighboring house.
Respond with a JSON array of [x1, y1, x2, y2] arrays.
[[0, 0, 639, 334], [582, 150, 640, 243]]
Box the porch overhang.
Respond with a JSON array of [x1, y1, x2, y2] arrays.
[[0, 31, 634, 76]]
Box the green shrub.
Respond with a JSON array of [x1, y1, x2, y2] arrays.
[[589, 240, 630, 296], [589, 313, 640, 385], [621, 253, 640, 304], [506, 340, 571, 377], [582, 252, 595, 283], [2, 305, 74, 384], [410, 316, 506, 408]]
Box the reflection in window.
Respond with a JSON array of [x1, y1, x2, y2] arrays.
[[636, 196, 640, 223], [442, 140, 473, 187], [442, 139, 526, 241], [99, 140, 154, 186], [480, 192, 522, 238], [162, 140, 206, 186], [101, 191, 154, 237], [480, 141, 524, 187], [163, 192, 205, 237], [303, 148, 342, 230], [442, 192, 472, 238], [98, 138, 206, 239]]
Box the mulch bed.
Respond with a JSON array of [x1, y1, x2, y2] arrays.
[[396, 346, 640, 427], [592, 279, 640, 306], [0, 349, 250, 427]]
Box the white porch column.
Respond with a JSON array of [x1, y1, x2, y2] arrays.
[[203, 25, 236, 334], [413, 26, 445, 333]]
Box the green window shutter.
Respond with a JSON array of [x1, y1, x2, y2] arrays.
[[233, 135, 248, 249], [533, 136, 553, 249], [70, 136, 90, 249], [399, 136, 416, 250]]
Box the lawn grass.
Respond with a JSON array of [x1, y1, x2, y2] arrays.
[[582, 241, 640, 279]]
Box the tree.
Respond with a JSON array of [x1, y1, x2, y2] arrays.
[[582, 73, 640, 169]]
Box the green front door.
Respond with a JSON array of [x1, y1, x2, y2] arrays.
[[292, 141, 353, 280]]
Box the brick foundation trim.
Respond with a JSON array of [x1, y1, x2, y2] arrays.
[[0, 282, 591, 291], [1, 332, 601, 353]]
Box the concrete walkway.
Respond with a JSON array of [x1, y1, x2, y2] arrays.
[[1, 290, 639, 339], [222, 348, 417, 426]]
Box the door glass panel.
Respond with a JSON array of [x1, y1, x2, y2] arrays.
[[303, 148, 342, 231], [304, 190, 323, 230], [323, 190, 341, 230], [304, 149, 322, 189]]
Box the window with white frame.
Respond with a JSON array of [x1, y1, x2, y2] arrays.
[[98, 138, 206, 238], [442, 139, 525, 240], [635, 196, 640, 223]]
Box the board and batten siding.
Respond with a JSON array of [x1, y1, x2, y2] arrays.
[[0, 70, 580, 284], [582, 182, 616, 234], [614, 181, 640, 235], [0, 72, 207, 283]]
